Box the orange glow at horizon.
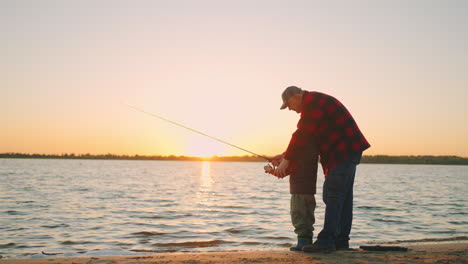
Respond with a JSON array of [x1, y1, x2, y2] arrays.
[[182, 133, 235, 158]]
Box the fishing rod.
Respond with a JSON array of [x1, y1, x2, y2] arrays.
[[125, 104, 272, 162]]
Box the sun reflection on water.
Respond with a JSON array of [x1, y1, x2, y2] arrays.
[[196, 161, 214, 207], [200, 161, 213, 189]]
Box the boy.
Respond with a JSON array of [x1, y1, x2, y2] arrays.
[[265, 141, 318, 251]]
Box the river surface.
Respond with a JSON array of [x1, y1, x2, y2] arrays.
[[0, 159, 466, 258]]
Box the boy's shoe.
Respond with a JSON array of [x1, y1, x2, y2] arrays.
[[302, 241, 336, 253], [289, 236, 312, 251]]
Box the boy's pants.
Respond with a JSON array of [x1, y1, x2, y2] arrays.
[[290, 194, 316, 237]]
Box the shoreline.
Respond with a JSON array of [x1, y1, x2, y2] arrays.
[[1, 242, 466, 264]]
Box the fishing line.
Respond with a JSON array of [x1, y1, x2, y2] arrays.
[[125, 103, 272, 162]]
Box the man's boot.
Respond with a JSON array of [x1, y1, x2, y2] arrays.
[[303, 241, 336, 253]]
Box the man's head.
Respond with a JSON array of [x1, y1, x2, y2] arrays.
[[280, 86, 304, 113]]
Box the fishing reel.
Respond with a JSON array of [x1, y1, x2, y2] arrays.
[[264, 164, 275, 174], [264, 164, 279, 179], [263, 155, 284, 178], [264, 157, 295, 179]]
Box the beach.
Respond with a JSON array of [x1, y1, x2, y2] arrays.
[[1, 242, 466, 264]]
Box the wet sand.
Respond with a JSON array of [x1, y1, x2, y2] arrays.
[[1, 242, 466, 264]]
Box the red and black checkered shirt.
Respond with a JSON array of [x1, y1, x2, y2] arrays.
[[284, 91, 370, 176]]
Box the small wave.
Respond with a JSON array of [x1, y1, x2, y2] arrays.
[[130, 249, 177, 253], [225, 228, 244, 234], [217, 205, 246, 209], [261, 236, 290, 240], [279, 242, 293, 247], [140, 213, 194, 220], [402, 202, 419, 206], [41, 251, 63, 255], [6, 228, 27, 232], [232, 211, 257, 216], [72, 188, 90, 192], [387, 236, 467, 244], [432, 230, 458, 235], [116, 242, 134, 246], [0, 243, 16, 249], [136, 223, 165, 227], [143, 199, 174, 203], [60, 240, 96, 245], [449, 221, 468, 225], [41, 223, 70, 229], [16, 201, 35, 204], [131, 231, 167, 237], [240, 241, 262, 245], [444, 203, 465, 208], [16, 245, 42, 249], [449, 212, 467, 215], [357, 206, 398, 211], [140, 215, 166, 219], [4, 210, 27, 215], [152, 240, 227, 248], [246, 196, 276, 201], [157, 203, 174, 208], [119, 222, 161, 227], [374, 218, 408, 224]]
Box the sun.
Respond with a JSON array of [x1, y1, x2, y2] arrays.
[[185, 136, 229, 158]]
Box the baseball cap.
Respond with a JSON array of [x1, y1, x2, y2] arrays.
[[280, 86, 302, 109]]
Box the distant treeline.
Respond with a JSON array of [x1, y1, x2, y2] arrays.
[[0, 153, 264, 162], [1, 153, 468, 165], [361, 155, 468, 165]]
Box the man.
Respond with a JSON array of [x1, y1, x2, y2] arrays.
[[274, 86, 370, 253]]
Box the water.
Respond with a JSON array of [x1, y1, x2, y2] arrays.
[[0, 159, 467, 258]]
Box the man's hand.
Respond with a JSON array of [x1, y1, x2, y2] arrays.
[[271, 154, 284, 167], [275, 159, 290, 178]]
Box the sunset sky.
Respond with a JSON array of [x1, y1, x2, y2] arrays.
[[2, 1, 468, 157]]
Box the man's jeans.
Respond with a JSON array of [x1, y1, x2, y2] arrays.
[[317, 152, 362, 247]]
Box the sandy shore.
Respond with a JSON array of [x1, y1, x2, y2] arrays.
[[1, 243, 466, 264]]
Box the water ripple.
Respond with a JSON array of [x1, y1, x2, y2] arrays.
[[152, 240, 228, 248]]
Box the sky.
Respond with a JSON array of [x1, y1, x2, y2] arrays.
[[2, 0, 468, 157]]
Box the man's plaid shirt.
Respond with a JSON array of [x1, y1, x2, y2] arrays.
[[284, 91, 370, 176]]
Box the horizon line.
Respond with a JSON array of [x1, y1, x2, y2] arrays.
[[1, 152, 468, 158]]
